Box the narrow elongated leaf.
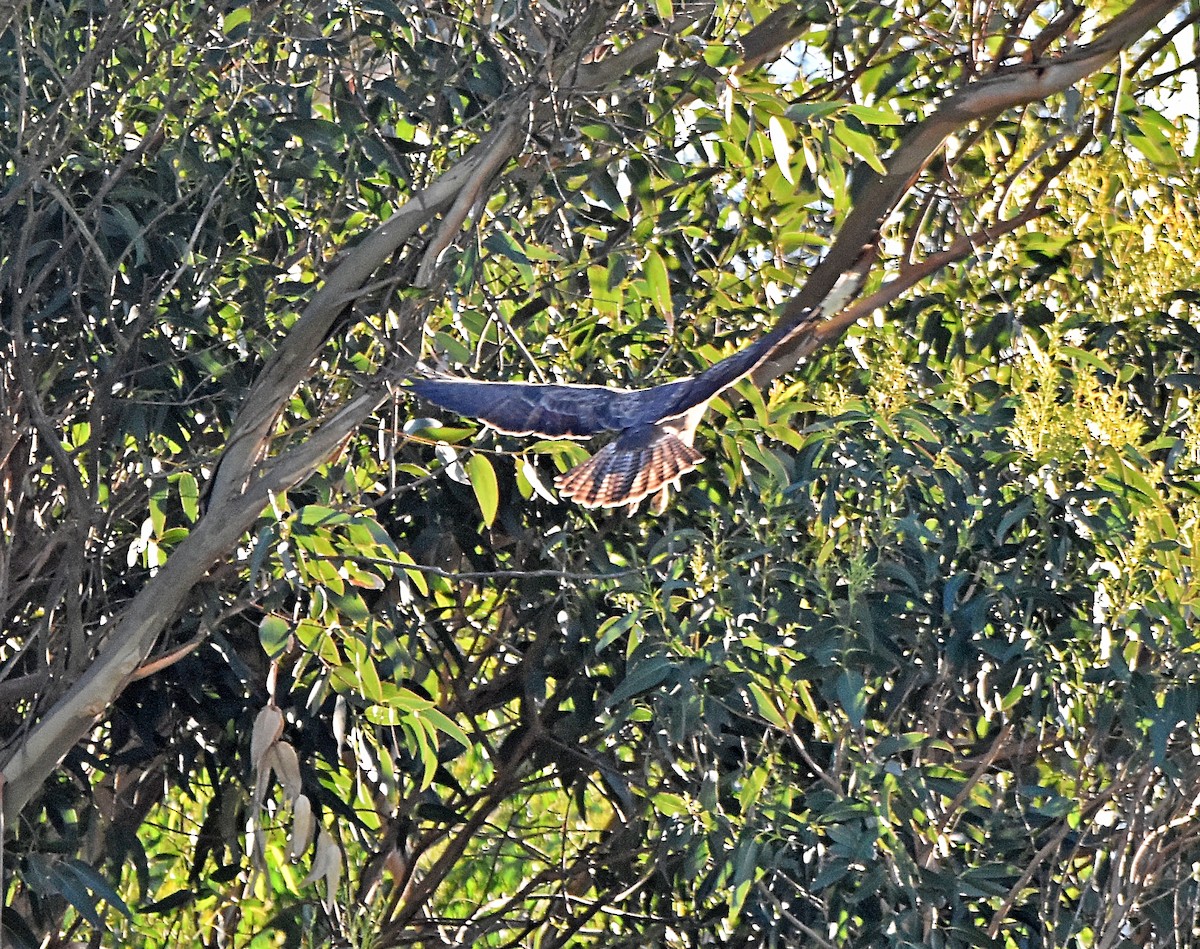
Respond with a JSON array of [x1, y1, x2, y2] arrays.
[[46, 863, 104, 929], [465, 454, 499, 528], [393, 550, 430, 596], [423, 706, 470, 748], [644, 249, 674, 329], [845, 103, 904, 125], [177, 472, 199, 522], [747, 682, 790, 729], [63, 860, 132, 921], [607, 655, 674, 707], [768, 115, 795, 184]]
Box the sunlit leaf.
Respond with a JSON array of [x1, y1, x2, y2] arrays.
[[177, 472, 199, 523], [768, 115, 795, 185], [832, 122, 886, 174], [258, 615, 291, 659], [644, 248, 674, 330], [465, 453, 499, 527], [393, 550, 430, 596], [844, 103, 904, 125]]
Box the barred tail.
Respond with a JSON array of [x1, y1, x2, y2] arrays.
[[555, 433, 704, 511]]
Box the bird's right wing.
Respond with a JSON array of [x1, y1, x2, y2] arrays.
[[641, 237, 882, 420]]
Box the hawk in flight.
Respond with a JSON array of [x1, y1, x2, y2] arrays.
[[412, 251, 873, 512]]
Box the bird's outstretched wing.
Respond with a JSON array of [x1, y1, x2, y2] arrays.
[[408, 330, 778, 511], [410, 378, 668, 438], [411, 241, 878, 511], [410, 327, 783, 439]]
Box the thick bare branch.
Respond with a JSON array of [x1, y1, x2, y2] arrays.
[[753, 0, 1184, 383], [205, 117, 526, 508], [0, 384, 386, 823]]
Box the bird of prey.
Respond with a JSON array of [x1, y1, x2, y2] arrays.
[[411, 250, 874, 512]]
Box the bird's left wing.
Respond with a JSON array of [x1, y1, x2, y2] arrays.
[[409, 376, 695, 439]]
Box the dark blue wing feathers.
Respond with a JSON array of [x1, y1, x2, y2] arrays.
[[410, 321, 795, 440], [409, 378, 645, 437]]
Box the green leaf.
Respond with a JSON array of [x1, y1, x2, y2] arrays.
[[364, 704, 404, 727], [728, 838, 760, 924], [328, 589, 369, 621], [588, 264, 624, 319], [702, 44, 739, 69], [597, 612, 640, 652], [811, 858, 851, 891], [221, 6, 251, 34], [153, 527, 186, 547], [248, 525, 275, 585], [994, 499, 1034, 545], [835, 670, 867, 728], [46, 862, 105, 929], [1059, 344, 1115, 375], [532, 439, 590, 465], [411, 424, 477, 443], [465, 454, 499, 528], [832, 123, 886, 175], [362, 0, 410, 24], [1129, 111, 1180, 166], [1100, 447, 1158, 502], [747, 682, 790, 729], [606, 655, 674, 707], [393, 550, 430, 596], [588, 170, 625, 212], [383, 686, 436, 712], [785, 101, 844, 122], [482, 232, 535, 287], [299, 504, 351, 527], [149, 487, 167, 536], [483, 230, 531, 266], [653, 791, 690, 816], [738, 438, 789, 485], [737, 765, 769, 812], [408, 715, 437, 789], [644, 249, 673, 328], [62, 859, 133, 921], [258, 616, 290, 659], [844, 103, 904, 125], [355, 653, 384, 703], [177, 472, 199, 523], [768, 115, 795, 185], [423, 707, 470, 748], [1000, 684, 1025, 711], [140, 889, 196, 914]]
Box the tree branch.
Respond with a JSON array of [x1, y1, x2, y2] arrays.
[[0, 383, 387, 823], [806, 202, 1052, 352], [753, 0, 1183, 383], [0, 0, 751, 825], [206, 117, 526, 508]]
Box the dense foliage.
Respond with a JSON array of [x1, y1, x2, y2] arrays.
[[2, 1, 1199, 946]]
